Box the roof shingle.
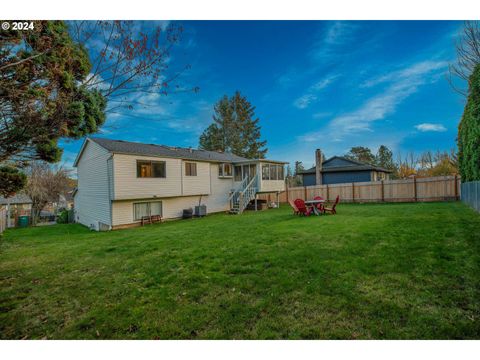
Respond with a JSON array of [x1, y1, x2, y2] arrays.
[[90, 138, 250, 163]]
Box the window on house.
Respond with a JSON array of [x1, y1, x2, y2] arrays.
[[218, 163, 233, 178], [262, 164, 270, 180], [277, 165, 285, 180], [134, 201, 162, 220], [137, 160, 166, 178], [185, 162, 197, 176], [270, 164, 277, 180], [261, 164, 285, 180], [234, 166, 242, 181]]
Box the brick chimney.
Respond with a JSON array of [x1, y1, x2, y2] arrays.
[[315, 149, 323, 185]]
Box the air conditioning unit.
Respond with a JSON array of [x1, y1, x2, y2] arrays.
[[195, 205, 207, 217], [183, 208, 193, 219]]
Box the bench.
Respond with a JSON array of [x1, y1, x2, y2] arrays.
[[141, 215, 162, 226]]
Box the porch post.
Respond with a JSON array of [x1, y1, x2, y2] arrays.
[[276, 192, 279, 207], [255, 194, 258, 211]]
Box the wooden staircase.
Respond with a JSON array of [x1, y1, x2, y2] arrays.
[[229, 175, 258, 214]]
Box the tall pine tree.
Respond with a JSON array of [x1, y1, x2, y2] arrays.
[[458, 64, 480, 181], [199, 91, 267, 158], [375, 145, 396, 171]]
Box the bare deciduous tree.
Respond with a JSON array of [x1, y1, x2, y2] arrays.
[[448, 21, 480, 95], [24, 162, 70, 225], [70, 21, 199, 116]]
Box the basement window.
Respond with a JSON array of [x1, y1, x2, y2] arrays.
[[133, 201, 162, 221]]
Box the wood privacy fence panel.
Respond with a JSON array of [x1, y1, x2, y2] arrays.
[[268, 175, 460, 204], [0, 209, 6, 234], [461, 181, 480, 213]]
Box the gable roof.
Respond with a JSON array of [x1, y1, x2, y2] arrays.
[[298, 156, 392, 174], [74, 137, 255, 167]]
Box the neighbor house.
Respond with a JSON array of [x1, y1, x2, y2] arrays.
[[299, 149, 392, 186], [73, 138, 287, 230]]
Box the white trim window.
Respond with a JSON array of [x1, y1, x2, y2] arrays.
[[137, 160, 166, 178], [133, 201, 162, 220], [218, 163, 233, 178], [262, 164, 285, 180], [185, 162, 197, 176]]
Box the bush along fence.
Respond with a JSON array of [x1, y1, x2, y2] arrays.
[[259, 175, 461, 204], [461, 181, 480, 213]]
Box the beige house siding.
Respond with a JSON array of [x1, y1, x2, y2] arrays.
[[111, 163, 234, 226], [74, 140, 112, 230], [259, 179, 286, 193], [181, 160, 211, 196], [206, 163, 235, 212], [113, 154, 182, 200]]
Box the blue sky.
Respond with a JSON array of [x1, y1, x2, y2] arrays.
[[62, 20, 465, 170]]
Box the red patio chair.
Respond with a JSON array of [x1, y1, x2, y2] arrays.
[[313, 196, 324, 212], [288, 199, 300, 215], [323, 195, 340, 215], [294, 199, 313, 216]]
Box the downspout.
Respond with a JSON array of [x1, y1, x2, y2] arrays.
[[107, 154, 114, 229]]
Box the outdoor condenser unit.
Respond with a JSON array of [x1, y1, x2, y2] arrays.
[[195, 205, 207, 217]]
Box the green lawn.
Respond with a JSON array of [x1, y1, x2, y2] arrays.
[[1, 202, 479, 339]]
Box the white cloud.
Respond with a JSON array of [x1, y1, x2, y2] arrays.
[[311, 22, 359, 60], [293, 94, 318, 109], [311, 74, 339, 91], [293, 74, 339, 109], [361, 60, 447, 88], [415, 123, 447, 132], [312, 111, 332, 119], [299, 59, 448, 142], [324, 22, 356, 45]]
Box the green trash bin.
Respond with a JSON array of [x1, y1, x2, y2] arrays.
[[18, 215, 29, 228]]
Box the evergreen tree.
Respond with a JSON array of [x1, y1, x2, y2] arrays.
[[294, 161, 305, 175], [375, 145, 396, 171], [0, 166, 27, 197], [345, 146, 376, 164], [458, 64, 480, 181], [199, 92, 267, 158]]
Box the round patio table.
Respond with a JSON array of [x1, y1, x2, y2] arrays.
[[304, 199, 325, 216]]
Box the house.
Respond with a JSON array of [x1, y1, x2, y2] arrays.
[[73, 137, 287, 230], [0, 193, 32, 228], [299, 149, 392, 186]]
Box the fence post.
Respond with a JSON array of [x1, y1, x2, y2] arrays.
[[454, 174, 458, 200], [381, 180, 384, 202], [352, 182, 355, 203], [304, 186, 307, 200], [285, 182, 289, 203], [326, 184, 329, 201], [413, 176, 417, 202]]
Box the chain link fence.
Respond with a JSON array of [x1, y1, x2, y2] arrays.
[[461, 181, 480, 213]]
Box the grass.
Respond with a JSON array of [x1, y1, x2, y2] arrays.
[[1, 202, 479, 339]]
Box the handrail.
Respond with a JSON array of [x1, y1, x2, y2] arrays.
[[228, 176, 248, 201], [229, 174, 259, 214], [241, 174, 258, 195]]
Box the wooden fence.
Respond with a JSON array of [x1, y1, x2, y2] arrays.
[[258, 175, 461, 204], [0, 208, 6, 234]]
